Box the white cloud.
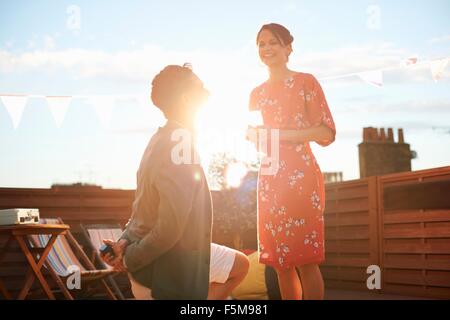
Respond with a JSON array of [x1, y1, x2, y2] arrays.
[[4, 40, 13, 48], [43, 35, 56, 50], [429, 35, 450, 44], [0, 44, 258, 84], [0, 41, 446, 89], [341, 99, 450, 114], [27, 40, 35, 49]]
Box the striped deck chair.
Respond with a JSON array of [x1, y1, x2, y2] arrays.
[[80, 223, 127, 299], [85, 226, 123, 270], [29, 218, 118, 300]]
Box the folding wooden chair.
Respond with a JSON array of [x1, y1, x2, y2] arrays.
[[80, 223, 128, 300], [28, 218, 119, 300]]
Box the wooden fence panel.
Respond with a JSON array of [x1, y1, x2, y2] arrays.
[[322, 176, 380, 293], [378, 166, 450, 299]]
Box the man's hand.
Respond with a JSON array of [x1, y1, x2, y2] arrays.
[[100, 239, 129, 272]]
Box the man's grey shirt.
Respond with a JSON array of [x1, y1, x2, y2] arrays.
[[119, 120, 213, 299]]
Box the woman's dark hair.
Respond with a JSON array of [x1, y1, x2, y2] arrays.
[[150, 64, 196, 115], [256, 23, 294, 46]]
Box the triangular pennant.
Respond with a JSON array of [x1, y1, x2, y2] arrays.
[[46, 96, 72, 128], [0, 95, 28, 129], [430, 59, 449, 82], [88, 96, 116, 129], [358, 70, 383, 87], [136, 95, 165, 125], [402, 56, 418, 67], [136, 95, 150, 110]]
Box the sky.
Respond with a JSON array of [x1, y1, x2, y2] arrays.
[[0, 0, 449, 190]]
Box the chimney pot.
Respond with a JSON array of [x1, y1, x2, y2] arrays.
[[370, 127, 378, 141], [363, 128, 369, 142], [387, 128, 394, 142], [380, 128, 386, 142], [398, 128, 405, 143]]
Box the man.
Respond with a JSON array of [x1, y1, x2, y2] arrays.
[[101, 64, 248, 300]]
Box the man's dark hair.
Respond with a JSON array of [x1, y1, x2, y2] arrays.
[[151, 64, 196, 116]]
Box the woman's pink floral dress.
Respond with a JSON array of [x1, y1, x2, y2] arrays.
[[249, 72, 336, 269]]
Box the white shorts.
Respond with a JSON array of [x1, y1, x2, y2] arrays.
[[128, 243, 236, 299], [209, 243, 236, 284]]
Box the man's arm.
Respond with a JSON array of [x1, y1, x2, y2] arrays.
[[123, 162, 201, 273], [118, 220, 132, 243]]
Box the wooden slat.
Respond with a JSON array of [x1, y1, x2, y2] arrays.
[[384, 239, 450, 254], [325, 240, 369, 254], [324, 279, 370, 292], [378, 166, 450, 185], [321, 266, 368, 282], [325, 184, 369, 201], [384, 180, 450, 211], [324, 256, 371, 268], [324, 197, 369, 214], [382, 283, 450, 299], [324, 213, 369, 227], [384, 269, 450, 287], [325, 225, 369, 240], [384, 210, 450, 224], [384, 254, 450, 271], [383, 225, 450, 239]]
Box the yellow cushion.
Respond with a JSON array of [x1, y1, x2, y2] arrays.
[[231, 252, 268, 300]]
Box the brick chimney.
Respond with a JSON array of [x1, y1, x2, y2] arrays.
[[358, 127, 413, 178]]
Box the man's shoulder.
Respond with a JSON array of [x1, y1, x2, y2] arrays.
[[145, 125, 196, 168], [149, 128, 175, 153]]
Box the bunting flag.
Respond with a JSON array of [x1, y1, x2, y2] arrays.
[[0, 95, 28, 129], [88, 96, 116, 129], [136, 95, 165, 124], [357, 70, 383, 87], [402, 56, 418, 67], [46, 96, 72, 128], [430, 58, 449, 82], [136, 95, 150, 110]]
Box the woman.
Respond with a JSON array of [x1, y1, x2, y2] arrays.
[[248, 23, 336, 300]]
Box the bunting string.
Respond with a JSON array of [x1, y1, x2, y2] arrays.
[[0, 56, 448, 129]]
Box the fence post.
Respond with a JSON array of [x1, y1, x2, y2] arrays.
[[368, 176, 382, 293]]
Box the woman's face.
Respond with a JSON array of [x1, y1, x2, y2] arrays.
[[257, 29, 292, 68]]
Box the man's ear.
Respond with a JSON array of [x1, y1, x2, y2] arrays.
[[180, 92, 190, 106]]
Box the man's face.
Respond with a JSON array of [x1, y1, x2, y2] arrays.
[[183, 74, 210, 111]]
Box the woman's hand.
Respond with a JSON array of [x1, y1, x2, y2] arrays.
[[245, 126, 258, 142]]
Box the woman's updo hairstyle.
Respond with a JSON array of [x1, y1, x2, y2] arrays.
[[256, 23, 294, 46]]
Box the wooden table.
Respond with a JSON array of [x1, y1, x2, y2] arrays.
[[0, 223, 69, 300]]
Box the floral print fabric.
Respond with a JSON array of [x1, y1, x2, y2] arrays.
[[249, 72, 336, 269]]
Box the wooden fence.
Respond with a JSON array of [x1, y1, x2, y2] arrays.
[[0, 166, 449, 299], [378, 167, 450, 299], [321, 176, 380, 292]]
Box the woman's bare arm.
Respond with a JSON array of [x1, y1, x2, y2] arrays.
[[278, 124, 335, 144]]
